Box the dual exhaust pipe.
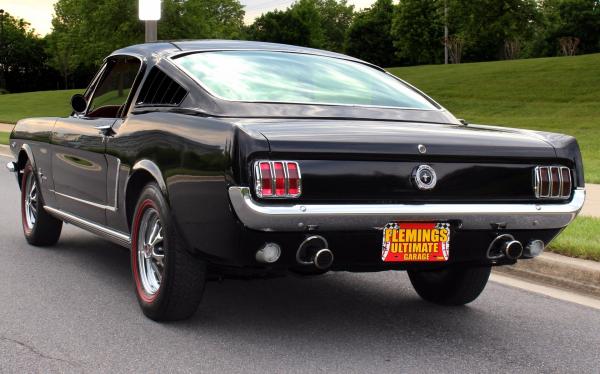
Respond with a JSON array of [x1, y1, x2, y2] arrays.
[[487, 234, 545, 260], [296, 235, 334, 270]]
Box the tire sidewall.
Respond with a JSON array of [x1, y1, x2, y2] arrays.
[[21, 163, 37, 239], [131, 183, 175, 317]]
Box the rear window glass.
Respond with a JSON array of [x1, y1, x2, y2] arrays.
[[173, 51, 437, 110]]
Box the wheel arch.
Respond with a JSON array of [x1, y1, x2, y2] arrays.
[[125, 160, 168, 229], [15, 145, 36, 189]]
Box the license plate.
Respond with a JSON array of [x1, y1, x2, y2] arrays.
[[381, 222, 450, 262]]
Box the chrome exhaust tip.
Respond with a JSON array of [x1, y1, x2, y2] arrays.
[[503, 240, 524, 260], [314, 248, 334, 270], [296, 235, 333, 269], [487, 234, 523, 260]]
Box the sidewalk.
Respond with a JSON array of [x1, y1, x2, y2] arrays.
[[0, 123, 14, 132], [581, 184, 600, 218]]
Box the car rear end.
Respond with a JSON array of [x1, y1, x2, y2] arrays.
[[227, 120, 584, 273]]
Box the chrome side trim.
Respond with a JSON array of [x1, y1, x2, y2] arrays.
[[228, 186, 585, 232], [54, 191, 117, 212], [113, 158, 121, 210], [44, 206, 130, 247], [52, 158, 122, 212]]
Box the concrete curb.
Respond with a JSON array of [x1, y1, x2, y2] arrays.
[[494, 252, 600, 298]]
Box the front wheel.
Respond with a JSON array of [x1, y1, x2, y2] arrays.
[[131, 183, 207, 321], [408, 265, 491, 306], [21, 161, 62, 246]]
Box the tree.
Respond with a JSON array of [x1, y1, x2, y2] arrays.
[[160, 0, 245, 40], [391, 0, 443, 65], [345, 0, 396, 66], [447, 0, 540, 61], [49, 0, 246, 74], [536, 0, 600, 55], [247, 0, 354, 52], [0, 11, 55, 93]]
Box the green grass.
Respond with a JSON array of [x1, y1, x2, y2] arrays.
[[549, 216, 600, 261], [0, 132, 9, 145], [0, 89, 81, 124], [389, 53, 600, 183]]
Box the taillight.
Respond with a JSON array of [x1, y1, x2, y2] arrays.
[[254, 161, 302, 198], [534, 166, 572, 199]]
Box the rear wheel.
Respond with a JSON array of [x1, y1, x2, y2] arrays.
[[131, 183, 207, 321], [408, 265, 491, 306], [21, 161, 62, 246]]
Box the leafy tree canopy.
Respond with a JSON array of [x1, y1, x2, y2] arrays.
[[345, 0, 396, 66]]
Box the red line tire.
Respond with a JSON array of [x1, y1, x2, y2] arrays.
[[408, 265, 491, 306], [20, 161, 62, 246], [131, 182, 207, 321]]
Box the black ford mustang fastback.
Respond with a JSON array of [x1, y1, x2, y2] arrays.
[[7, 40, 585, 321]]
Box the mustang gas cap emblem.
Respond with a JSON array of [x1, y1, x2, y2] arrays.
[[412, 165, 437, 190]]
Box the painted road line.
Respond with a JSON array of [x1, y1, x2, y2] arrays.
[[491, 273, 600, 311]]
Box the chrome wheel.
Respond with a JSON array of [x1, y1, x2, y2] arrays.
[[137, 208, 165, 296], [24, 172, 38, 229]]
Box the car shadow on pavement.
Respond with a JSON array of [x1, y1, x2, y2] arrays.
[[53, 228, 499, 352]]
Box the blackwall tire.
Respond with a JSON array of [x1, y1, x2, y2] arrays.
[[20, 162, 62, 246], [408, 265, 491, 306], [131, 182, 207, 321]]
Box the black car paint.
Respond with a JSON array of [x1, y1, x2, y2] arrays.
[[9, 40, 583, 272]]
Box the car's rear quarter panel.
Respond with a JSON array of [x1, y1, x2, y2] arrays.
[[107, 112, 269, 264]]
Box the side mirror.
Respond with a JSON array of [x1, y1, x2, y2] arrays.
[[71, 94, 87, 113]]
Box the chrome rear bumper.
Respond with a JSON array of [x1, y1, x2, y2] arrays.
[[228, 186, 585, 232]]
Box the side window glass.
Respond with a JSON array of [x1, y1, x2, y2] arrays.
[[87, 57, 141, 118]]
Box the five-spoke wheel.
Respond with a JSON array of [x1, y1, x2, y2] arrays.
[[136, 206, 165, 297], [131, 183, 207, 321], [20, 161, 62, 246]]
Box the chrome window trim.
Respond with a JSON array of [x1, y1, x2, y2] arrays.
[[228, 186, 585, 232]]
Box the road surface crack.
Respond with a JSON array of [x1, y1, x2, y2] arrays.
[[0, 335, 81, 368]]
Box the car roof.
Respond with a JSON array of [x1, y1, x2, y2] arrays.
[[110, 39, 370, 66]]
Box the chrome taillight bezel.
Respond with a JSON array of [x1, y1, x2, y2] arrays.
[[254, 160, 302, 199], [534, 166, 572, 199]]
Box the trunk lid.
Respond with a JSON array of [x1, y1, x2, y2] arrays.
[[238, 120, 556, 159], [236, 119, 561, 204]]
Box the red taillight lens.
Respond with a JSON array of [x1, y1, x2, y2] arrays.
[[258, 162, 273, 197], [273, 162, 285, 196], [534, 165, 571, 199], [254, 161, 301, 198], [286, 162, 301, 196], [560, 167, 572, 197], [550, 167, 561, 197]]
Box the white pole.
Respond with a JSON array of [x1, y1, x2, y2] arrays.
[[139, 0, 161, 43], [145, 20, 157, 42]]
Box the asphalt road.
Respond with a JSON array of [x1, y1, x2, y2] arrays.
[[1, 156, 599, 374]]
